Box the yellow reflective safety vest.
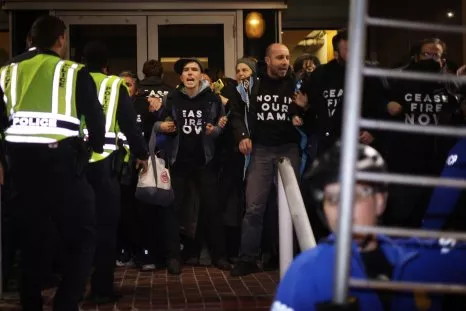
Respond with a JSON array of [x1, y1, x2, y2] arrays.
[[84, 72, 122, 163], [1, 54, 83, 144], [117, 83, 132, 163]]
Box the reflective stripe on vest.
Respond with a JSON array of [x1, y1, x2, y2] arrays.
[[87, 73, 121, 163], [117, 132, 129, 149], [1, 55, 82, 144], [83, 129, 117, 152]]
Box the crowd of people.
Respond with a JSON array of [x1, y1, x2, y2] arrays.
[[1, 14, 466, 311]]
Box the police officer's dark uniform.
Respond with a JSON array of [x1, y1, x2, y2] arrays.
[[0, 16, 106, 311], [81, 41, 148, 303]]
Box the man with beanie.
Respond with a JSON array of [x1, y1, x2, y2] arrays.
[[82, 41, 148, 303], [236, 57, 257, 79], [155, 57, 230, 270], [230, 43, 303, 277], [216, 57, 257, 112]]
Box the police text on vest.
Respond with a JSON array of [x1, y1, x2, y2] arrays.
[[13, 117, 57, 127]]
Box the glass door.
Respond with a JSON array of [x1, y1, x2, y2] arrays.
[[148, 13, 237, 86], [56, 15, 147, 79]]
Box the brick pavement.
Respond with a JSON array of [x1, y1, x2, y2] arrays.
[[0, 266, 279, 311]]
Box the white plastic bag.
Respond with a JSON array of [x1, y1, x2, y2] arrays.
[[135, 124, 174, 207]]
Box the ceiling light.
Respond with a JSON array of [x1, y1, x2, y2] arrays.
[[447, 11, 454, 18]]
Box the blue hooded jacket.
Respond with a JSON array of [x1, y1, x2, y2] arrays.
[[272, 234, 466, 311], [422, 138, 466, 229]]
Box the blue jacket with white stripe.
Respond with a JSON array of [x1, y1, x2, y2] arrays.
[[422, 138, 466, 230], [272, 235, 466, 311]]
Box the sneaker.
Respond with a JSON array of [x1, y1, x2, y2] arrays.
[[116, 260, 125, 267], [116, 249, 132, 267], [167, 259, 181, 275], [125, 258, 136, 268], [230, 261, 260, 277], [213, 258, 232, 271], [136, 249, 156, 271], [140, 264, 156, 271]]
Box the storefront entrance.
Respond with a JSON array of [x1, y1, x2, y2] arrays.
[[57, 11, 241, 82]]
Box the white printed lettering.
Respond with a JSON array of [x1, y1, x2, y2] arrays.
[[13, 117, 58, 127], [181, 109, 203, 135]]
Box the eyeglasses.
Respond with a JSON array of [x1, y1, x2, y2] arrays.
[[420, 52, 442, 61], [323, 185, 375, 206]]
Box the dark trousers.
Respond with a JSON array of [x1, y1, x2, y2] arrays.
[[217, 149, 245, 258], [117, 182, 140, 256], [1, 180, 18, 291], [138, 202, 180, 263], [8, 141, 95, 311], [240, 144, 300, 260], [261, 185, 278, 258], [218, 149, 245, 227], [86, 155, 120, 296], [172, 161, 226, 261]]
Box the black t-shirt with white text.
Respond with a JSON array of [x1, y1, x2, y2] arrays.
[[252, 75, 300, 146], [175, 99, 206, 166], [134, 76, 173, 143], [301, 59, 386, 156], [387, 78, 460, 174]]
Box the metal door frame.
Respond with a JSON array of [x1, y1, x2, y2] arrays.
[[147, 12, 239, 79], [56, 14, 148, 80]]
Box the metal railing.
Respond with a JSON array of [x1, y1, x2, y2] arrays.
[[277, 158, 316, 278], [276, 157, 466, 296], [335, 0, 466, 306], [276, 0, 466, 306]]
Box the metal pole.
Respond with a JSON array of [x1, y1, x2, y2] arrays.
[[365, 16, 466, 34], [363, 67, 466, 84], [353, 225, 466, 241], [277, 172, 293, 279], [278, 158, 316, 250], [0, 184, 3, 299], [356, 171, 466, 188], [350, 279, 466, 294], [360, 118, 466, 137], [333, 0, 368, 304]]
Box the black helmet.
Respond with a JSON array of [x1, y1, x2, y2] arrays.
[[306, 142, 387, 201]]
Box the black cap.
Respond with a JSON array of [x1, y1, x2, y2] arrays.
[[174, 58, 204, 75], [305, 141, 387, 194]]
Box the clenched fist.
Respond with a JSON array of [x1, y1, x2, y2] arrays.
[[160, 121, 176, 133], [239, 138, 252, 155]]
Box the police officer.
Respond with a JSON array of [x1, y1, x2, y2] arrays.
[[81, 41, 148, 303], [0, 16, 105, 311], [273, 142, 466, 311]]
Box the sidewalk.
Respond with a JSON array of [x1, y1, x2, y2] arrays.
[[0, 266, 279, 310]]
